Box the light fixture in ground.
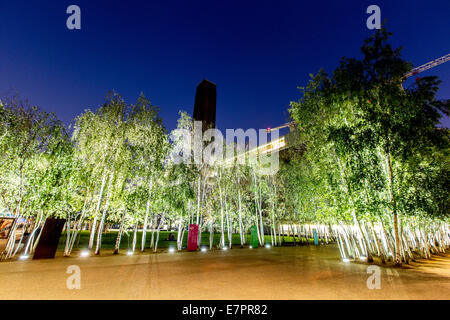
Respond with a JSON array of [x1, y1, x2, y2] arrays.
[[168, 247, 175, 253], [127, 251, 134, 256], [265, 244, 271, 248], [19, 255, 29, 260], [80, 250, 89, 257], [201, 247, 207, 252], [342, 258, 350, 263]]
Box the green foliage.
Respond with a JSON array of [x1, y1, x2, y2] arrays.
[[288, 28, 449, 227], [0, 29, 447, 259]]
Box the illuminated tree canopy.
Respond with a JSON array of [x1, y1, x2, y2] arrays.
[[0, 30, 448, 266]]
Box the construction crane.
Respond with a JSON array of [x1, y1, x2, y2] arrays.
[[266, 121, 295, 133], [404, 53, 450, 79], [267, 53, 450, 132]]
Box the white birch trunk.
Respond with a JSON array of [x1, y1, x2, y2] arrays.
[[89, 173, 107, 249], [95, 172, 114, 255]]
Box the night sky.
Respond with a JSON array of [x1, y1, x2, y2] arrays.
[[1, 0, 449, 132]]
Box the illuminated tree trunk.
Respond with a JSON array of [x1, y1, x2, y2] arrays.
[[278, 223, 282, 245], [95, 171, 114, 255], [131, 223, 138, 253], [89, 173, 107, 250], [142, 177, 154, 252], [209, 222, 214, 249], [371, 221, 386, 263], [271, 214, 277, 247], [197, 176, 208, 248], [24, 211, 44, 255], [224, 198, 232, 249], [196, 175, 201, 225], [386, 152, 402, 267], [153, 212, 165, 252], [238, 184, 244, 248], [177, 218, 183, 250], [179, 220, 186, 249], [65, 192, 89, 256], [252, 171, 264, 246], [258, 183, 264, 245], [218, 171, 225, 248], [114, 211, 125, 254]]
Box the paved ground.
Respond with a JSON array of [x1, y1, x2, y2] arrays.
[[0, 245, 449, 299]]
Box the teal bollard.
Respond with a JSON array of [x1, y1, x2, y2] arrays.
[[313, 229, 318, 246]]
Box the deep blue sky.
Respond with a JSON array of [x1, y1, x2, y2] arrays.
[[1, 0, 449, 132]]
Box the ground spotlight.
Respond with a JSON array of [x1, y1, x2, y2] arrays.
[[168, 247, 175, 253], [265, 244, 271, 249], [222, 247, 228, 251], [80, 250, 89, 257], [249, 245, 253, 249], [201, 247, 207, 252], [19, 255, 29, 260], [127, 251, 134, 256], [342, 258, 350, 263]]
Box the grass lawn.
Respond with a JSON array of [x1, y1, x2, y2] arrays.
[[57, 230, 315, 252]]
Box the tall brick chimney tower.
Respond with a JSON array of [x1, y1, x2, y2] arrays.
[[193, 79, 216, 133]]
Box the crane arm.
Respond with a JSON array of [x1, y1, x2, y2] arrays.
[[266, 121, 295, 133], [268, 53, 450, 132], [404, 53, 450, 78]]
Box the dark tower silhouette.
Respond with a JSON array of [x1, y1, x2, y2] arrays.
[[193, 79, 216, 132]]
